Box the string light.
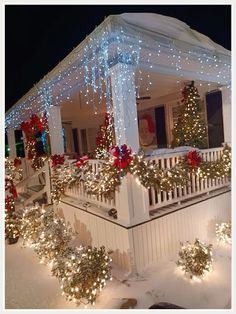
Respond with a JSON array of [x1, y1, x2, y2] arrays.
[[95, 112, 115, 159], [20, 204, 43, 247], [51, 245, 112, 305], [5, 157, 23, 181], [5, 16, 230, 130], [5, 211, 21, 243], [50, 158, 80, 204], [177, 238, 213, 279], [34, 208, 73, 264], [216, 222, 231, 244], [6, 204, 112, 306], [50, 144, 231, 203]]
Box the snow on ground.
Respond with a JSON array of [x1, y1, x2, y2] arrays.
[[5, 239, 231, 309]]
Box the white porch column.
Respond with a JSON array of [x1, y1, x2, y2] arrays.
[[221, 86, 231, 145], [7, 129, 17, 158], [47, 106, 64, 155], [109, 63, 140, 153], [109, 62, 150, 226]]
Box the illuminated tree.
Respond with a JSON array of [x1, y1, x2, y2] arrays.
[[95, 112, 115, 159], [172, 81, 207, 148]]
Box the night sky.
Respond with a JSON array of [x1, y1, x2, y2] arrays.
[[5, 5, 231, 112]]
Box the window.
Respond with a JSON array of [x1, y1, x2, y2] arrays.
[[15, 130, 25, 158], [206, 90, 224, 148]]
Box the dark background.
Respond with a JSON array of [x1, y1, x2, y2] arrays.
[[5, 5, 231, 112]]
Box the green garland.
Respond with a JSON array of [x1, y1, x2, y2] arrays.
[[51, 145, 231, 203], [82, 145, 231, 199]]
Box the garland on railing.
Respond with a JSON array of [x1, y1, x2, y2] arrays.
[[83, 144, 231, 198], [50, 145, 231, 203], [50, 155, 88, 204]]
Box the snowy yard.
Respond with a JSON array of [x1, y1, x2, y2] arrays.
[[5, 238, 231, 309]]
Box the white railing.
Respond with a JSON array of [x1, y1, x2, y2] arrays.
[[21, 158, 35, 180], [147, 147, 230, 211], [60, 147, 230, 215], [64, 159, 116, 209]]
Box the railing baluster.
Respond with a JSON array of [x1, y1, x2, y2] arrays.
[[166, 157, 172, 202], [172, 157, 178, 199], [161, 158, 167, 203]]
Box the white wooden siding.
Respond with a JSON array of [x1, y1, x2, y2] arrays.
[[132, 191, 231, 272], [56, 202, 131, 271], [57, 191, 230, 273]]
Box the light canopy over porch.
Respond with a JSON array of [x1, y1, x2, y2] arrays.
[[5, 13, 231, 132]]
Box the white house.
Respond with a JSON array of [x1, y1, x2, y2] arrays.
[[5, 13, 231, 273]]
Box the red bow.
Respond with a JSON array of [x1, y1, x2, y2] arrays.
[[51, 154, 65, 167], [187, 150, 202, 167], [110, 144, 133, 169], [5, 195, 15, 212], [13, 158, 22, 167], [75, 155, 89, 168]]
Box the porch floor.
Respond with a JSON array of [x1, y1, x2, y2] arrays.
[[5, 238, 231, 309]]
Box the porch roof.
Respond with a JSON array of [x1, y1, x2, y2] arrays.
[[6, 13, 231, 129]]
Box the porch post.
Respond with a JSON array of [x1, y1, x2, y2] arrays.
[[47, 106, 64, 155], [7, 129, 17, 158], [109, 62, 149, 226], [109, 62, 140, 153], [221, 85, 231, 145], [115, 174, 150, 226]]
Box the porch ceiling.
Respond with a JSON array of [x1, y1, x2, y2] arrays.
[[60, 70, 218, 125]]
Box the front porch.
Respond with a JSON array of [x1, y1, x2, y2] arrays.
[[5, 13, 231, 275], [7, 143, 230, 272]]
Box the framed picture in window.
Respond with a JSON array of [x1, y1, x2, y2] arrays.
[[138, 109, 157, 149]]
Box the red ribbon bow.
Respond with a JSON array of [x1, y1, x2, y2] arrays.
[[75, 155, 89, 168], [187, 150, 202, 167], [110, 144, 133, 169]]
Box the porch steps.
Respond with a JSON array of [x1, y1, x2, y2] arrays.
[[28, 185, 45, 193], [18, 192, 32, 200], [17, 184, 46, 207]]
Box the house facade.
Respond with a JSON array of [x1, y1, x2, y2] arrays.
[[5, 13, 231, 273]]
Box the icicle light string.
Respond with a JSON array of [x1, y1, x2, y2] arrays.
[[6, 18, 230, 129]]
